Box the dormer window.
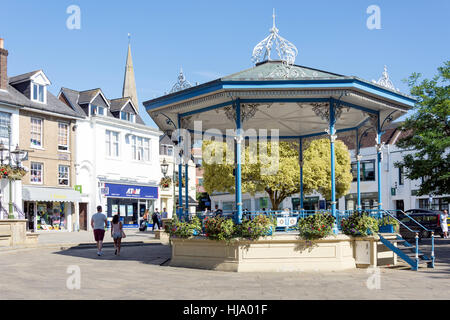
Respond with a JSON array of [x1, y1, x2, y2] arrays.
[[120, 111, 135, 122], [32, 83, 45, 103], [91, 105, 105, 116]]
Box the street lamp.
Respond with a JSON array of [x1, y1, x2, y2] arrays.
[[11, 144, 26, 168], [161, 158, 169, 177]]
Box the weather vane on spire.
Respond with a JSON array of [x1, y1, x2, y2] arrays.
[[252, 9, 298, 66]]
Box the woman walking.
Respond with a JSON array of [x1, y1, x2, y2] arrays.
[[111, 215, 123, 255]]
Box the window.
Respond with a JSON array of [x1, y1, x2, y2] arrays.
[[91, 105, 104, 116], [105, 130, 119, 157], [32, 83, 45, 103], [0, 112, 11, 145], [58, 123, 69, 151], [399, 166, 404, 185], [30, 162, 43, 184], [120, 111, 135, 122], [132, 135, 150, 161], [159, 144, 173, 156], [58, 165, 69, 186], [351, 160, 375, 182], [143, 138, 150, 161], [131, 135, 136, 160], [30, 118, 42, 147], [137, 137, 143, 160]]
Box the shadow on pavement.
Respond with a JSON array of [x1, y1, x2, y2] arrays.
[[53, 242, 172, 266]]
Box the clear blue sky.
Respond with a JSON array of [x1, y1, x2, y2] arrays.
[[1, 0, 449, 127]]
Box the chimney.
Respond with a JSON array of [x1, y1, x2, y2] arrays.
[[0, 38, 8, 90]]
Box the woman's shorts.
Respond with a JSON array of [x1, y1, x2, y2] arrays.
[[112, 232, 122, 239]]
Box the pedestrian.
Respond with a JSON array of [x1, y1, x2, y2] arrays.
[[440, 209, 448, 238], [111, 214, 123, 255], [152, 208, 161, 231], [91, 205, 108, 256], [214, 205, 223, 218]]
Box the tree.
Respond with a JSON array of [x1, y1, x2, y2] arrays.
[[395, 61, 450, 196], [202, 138, 352, 210], [303, 139, 353, 201]]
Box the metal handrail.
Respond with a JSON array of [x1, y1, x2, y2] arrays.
[[381, 209, 419, 234], [12, 202, 25, 220], [0, 204, 8, 219], [385, 209, 431, 232]]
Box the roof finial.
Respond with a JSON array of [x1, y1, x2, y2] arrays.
[[128, 33, 131, 45], [252, 10, 298, 65], [170, 67, 192, 93], [272, 8, 276, 29], [373, 65, 399, 92]]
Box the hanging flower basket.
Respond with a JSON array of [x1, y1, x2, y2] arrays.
[[159, 176, 172, 189], [0, 165, 27, 181]]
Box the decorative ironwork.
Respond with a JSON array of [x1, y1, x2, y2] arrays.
[[312, 102, 330, 121], [180, 115, 193, 129], [312, 102, 345, 122], [224, 106, 236, 122], [251, 9, 298, 66], [373, 65, 399, 92], [223, 103, 265, 122], [241, 104, 259, 122], [169, 68, 193, 93], [363, 112, 379, 129]]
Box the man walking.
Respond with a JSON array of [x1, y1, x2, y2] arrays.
[[91, 205, 108, 256], [152, 208, 161, 231], [214, 205, 223, 218]]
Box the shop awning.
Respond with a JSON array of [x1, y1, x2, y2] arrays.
[[22, 186, 82, 202]]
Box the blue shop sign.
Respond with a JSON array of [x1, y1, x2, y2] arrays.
[[104, 183, 158, 199]]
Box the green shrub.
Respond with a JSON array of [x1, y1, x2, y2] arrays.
[[237, 214, 275, 241], [165, 215, 202, 239], [204, 216, 236, 241], [378, 216, 400, 232], [297, 213, 335, 240], [341, 211, 379, 236]]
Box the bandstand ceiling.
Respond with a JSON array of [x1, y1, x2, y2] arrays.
[[144, 61, 416, 141]]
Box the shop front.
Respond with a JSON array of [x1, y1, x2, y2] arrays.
[[345, 192, 379, 211], [103, 182, 158, 228], [22, 186, 82, 232]]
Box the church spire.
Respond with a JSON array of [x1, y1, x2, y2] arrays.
[[122, 33, 139, 112]]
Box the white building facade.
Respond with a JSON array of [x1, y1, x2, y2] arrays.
[[59, 88, 162, 230]]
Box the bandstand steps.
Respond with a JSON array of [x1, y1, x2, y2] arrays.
[[377, 233, 434, 270]]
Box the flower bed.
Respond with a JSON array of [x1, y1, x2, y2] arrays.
[[341, 211, 379, 237], [297, 213, 335, 240]]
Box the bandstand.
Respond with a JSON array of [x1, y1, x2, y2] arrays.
[[142, 13, 426, 272]]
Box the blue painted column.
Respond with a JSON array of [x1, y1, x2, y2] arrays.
[[299, 138, 304, 214], [235, 99, 243, 224], [177, 116, 183, 220], [185, 163, 189, 219], [376, 114, 382, 218], [356, 129, 361, 211], [329, 99, 338, 234]]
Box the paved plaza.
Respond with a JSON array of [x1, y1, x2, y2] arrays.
[[0, 231, 449, 300]]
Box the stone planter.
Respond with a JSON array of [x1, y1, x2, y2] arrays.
[[0, 219, 39, 247], [169, 233, 356, 272], [353, 234, 398, 268]]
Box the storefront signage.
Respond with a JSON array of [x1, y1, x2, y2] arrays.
[[105, 183, 158, 199], [74, 185, 82, 194]]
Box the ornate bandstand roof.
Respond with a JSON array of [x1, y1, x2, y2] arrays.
[[144, 13, 416, 141]]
